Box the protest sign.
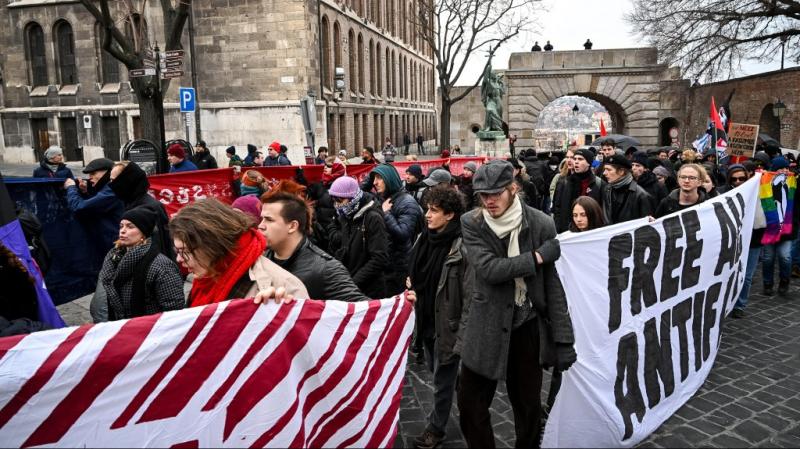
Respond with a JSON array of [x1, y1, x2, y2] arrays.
[[0, 296, 414, 448], [726, 123, 759, 158], [543, 174, 761, 447]]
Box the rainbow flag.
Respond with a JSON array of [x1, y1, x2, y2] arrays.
[[760, 172, 796, 245]]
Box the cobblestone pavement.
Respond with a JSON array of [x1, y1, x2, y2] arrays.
[[57, 272, 800, 448], [395, 272, 800, 448]]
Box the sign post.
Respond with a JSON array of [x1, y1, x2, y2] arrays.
[[179, 87, 196, 143]]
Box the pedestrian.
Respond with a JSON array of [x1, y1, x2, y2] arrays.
[[240, 170, 268, 197], [654, 163, 709, 218], [652, 164, 677, 192], [569, 196, 605, 232], [366, 164, 423, 295], [552, 148, 604, 233], [33, 146, 75, 179], [337, 149, 350, 165], [531, 41, 541, 51], [315, 146, 329, 165], [717, 164, 748, 194], [327, 176, 390, 298], [543, 40, 553, 51], [321, 157, 346, 187], [457, 161, 477, 210], [601, 154, 652, 225], [361, 147, 379, 164], [404, 164, 428, 205], [404, 132, 412, 155], [595, 139, 617, 177], [549, 148, 574, 200], [192, 140, 218, 170], [259, 189, 370, 302], [459, 160, 575, 448], [243, 144, 258, 167], [306, 182, 337, 254], [170, 199, 308, 306], [452, 145, 461, 155], [226, 146, 244, 167], [109, 161, 174, 259], [253, 148, 266, 167], [99, 206, 185, 320], [231, 195, 263, 227], [731, 167, 765, 319], [382, 139, 397, 163], [416, 133, 424, 154], [760, 156, 799, 296], [408, 186, 472, 449], [63, 158, 124, 250], [632, 152, 668, 210], [264, 141, 291, 166], [508, 158, 541, 211], [167, 143, 199, 172]]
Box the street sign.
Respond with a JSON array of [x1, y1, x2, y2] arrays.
[[160, 69, 184, 79], [129, 68, 156, 77], [159, 60, 183, 69], [179, 87, 196, 112], [144, 48, 155, 60], [160, 50, 185, 59], [142, 58, 156, 68]]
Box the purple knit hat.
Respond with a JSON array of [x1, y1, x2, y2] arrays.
[[231, 195, 262, 224], [328, 176, 361, 199]]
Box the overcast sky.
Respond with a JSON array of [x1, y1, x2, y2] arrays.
[[457, 0, 797, 85]]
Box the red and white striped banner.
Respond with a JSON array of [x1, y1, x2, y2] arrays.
[[0, 297, 414, 448]]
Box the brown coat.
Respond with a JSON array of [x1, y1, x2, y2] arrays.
[[243, 256, 309, 299]]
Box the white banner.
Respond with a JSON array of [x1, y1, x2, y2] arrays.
[[543, 174, 761, 447]]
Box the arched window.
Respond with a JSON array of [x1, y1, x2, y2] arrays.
[[54, 20, 78, 85], [386, 48, 392, 97], [376, 43, 382, 96], [333, 22, 342, 74], [358, 33, 365, 94], [25, 22, 48, 87], [95, 22, 120, 84], [349, 29, 357, 93], [401, 1, 407, 41], [321, 16, 332, 90], [391, 51, 397, 97], [369, 40, 375, 94]]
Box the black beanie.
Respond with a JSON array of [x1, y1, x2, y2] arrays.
[[122, 206, 158, 238], [574, 148, 595, 163], [632, 151, 649, 167], [226, 146, 236, 155]]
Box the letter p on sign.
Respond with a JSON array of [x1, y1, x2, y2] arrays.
[[179, 87, 196, 113]]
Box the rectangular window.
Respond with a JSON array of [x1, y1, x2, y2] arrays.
[[59, 117, 79, 160], [102, 116, 121, 159]]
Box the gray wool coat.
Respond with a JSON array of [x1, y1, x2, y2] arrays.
[[460, 203, 575, 381]]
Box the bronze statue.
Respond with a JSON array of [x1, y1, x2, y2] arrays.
[[480, 58, 505, 133]]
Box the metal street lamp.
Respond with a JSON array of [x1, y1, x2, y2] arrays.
[[570, 103, 579, 145]]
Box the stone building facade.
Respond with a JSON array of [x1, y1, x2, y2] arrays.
[[447, 47, 799, 152], [0, 0, 436, 164]]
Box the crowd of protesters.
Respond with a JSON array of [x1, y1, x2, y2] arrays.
[[12, 133, 799, 448]]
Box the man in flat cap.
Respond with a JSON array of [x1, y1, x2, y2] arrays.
[[64, 158, 126, 323], [457, 159, 576, 448], [601, 153, 652, 225]]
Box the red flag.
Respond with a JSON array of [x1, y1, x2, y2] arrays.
[[600, 117, 608, 136], [710, 97, 725, 133]]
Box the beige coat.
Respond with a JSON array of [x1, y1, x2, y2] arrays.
[[244, 256, 309, 299]]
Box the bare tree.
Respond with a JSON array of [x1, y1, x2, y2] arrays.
[[416, 0, 538, 148], [79, 0, 190, 149], [628, 0, 800, 81]]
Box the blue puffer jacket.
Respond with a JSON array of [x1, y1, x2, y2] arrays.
[[32, 161, 75, 179], [169, 159, 198, 173], [66, 183, 125, 258], [384, 190, 423, 273]]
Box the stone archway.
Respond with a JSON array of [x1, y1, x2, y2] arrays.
[[759, 104, 781, 143], [659, 117, 680, 147], [505, 48, 682, 148]]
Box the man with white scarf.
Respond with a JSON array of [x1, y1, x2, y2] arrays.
[[458, 160, 576, 448]]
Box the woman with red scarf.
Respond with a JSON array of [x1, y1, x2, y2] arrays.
[[169, 199, 308, 307]]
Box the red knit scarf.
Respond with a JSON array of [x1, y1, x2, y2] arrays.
[[189, 229, 266, 307]]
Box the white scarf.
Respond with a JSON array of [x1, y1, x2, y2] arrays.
[[482, 196, 527, 306]]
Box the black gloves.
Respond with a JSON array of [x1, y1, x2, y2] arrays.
[[555, 343, 577, 372]]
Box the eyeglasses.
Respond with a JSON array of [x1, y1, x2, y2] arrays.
[[325, 164, 333, 168], [678, 175, 699, 181], [730, 176, 747, 182], [174, 246, 193, 260]]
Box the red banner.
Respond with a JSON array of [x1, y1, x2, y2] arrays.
[[146, 158, 486, 215]]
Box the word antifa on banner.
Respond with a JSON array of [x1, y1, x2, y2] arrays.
[[608, 193, 747, 440]]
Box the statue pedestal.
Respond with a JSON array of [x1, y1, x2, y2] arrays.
[[475, 131, 509, 157]]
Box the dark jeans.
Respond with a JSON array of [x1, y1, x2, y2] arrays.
[[422, 336, 459, 436], [458, 319, 542, 448]]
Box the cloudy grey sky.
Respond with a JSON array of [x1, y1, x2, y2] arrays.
[[457, 0, 797, 85]]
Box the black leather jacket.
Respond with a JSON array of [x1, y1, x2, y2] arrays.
[[266, 238, 368, 302]]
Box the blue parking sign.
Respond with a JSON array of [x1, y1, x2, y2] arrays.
[[179, 87, 196, 113]]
